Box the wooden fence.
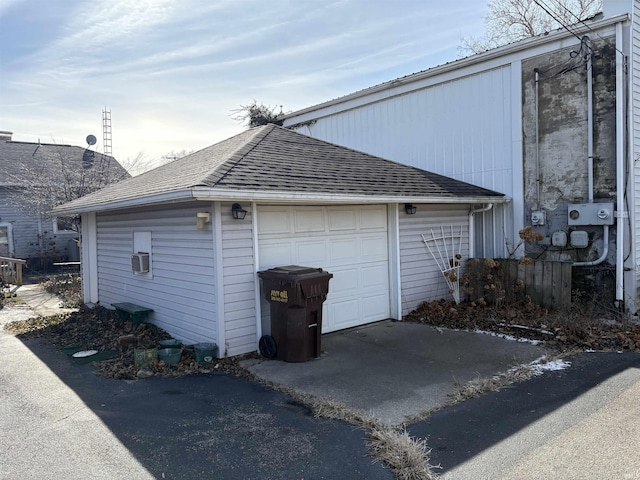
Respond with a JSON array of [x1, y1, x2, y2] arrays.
[[465, 258, 572, 309], [0, 256, 26, 288]]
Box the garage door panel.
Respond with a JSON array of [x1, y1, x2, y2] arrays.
[[294, 208, 325, 233], [359, 235, 388, 260], [329, 238, 358, 262], [259, 242, 293, 267], [328, 208, 357, 231], [362, 293, 390, 319], [258, 205, 390, 333], [258, 208, 291, 235], [360, 206, 388, 230], [327, 267, 360, 297], [360, 263, 389, 289], [295, 240, 327, 264], [329, 299, 360, 330]]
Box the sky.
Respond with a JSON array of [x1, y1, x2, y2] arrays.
[[0, 0, 488, 172]]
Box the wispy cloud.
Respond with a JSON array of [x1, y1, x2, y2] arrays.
[[0, 0, 488, 162]]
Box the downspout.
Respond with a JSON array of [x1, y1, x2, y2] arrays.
[[586, 36, 594, 203], [469, 204, 493, 258], [534, 68, 541, 209], [574, 36, 609, 268], [615, 22, 625, 305]]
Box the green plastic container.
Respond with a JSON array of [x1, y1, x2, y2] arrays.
[[194, 342, 218, 365], [159, 339, 181, 349], [158, 348, 182, 365], [134, 348, 157, 368]]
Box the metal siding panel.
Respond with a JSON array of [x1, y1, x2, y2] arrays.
[[298, 67, 513, 257], [632, 1, 640, 302]]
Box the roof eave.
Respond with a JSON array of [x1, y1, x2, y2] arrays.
[[51, 189, 196, 215], [192, 187, 510, 205]]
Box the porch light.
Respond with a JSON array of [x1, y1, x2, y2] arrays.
[[404, 203, 417, 215], [231, 203, 247, 220]]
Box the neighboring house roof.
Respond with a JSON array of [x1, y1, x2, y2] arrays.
[[55, 124, 506, 215], [0, 137, 128, 188]]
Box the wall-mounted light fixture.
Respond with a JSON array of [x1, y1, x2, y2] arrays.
[[196, 212, 211, 230], [404, 203, 417, 215], [231, 203, 247, 220]]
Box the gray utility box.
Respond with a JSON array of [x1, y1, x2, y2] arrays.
[[258, 265, 333, 363], [567, 203, 614, 226]]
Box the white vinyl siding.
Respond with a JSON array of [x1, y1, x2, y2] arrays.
[[0, 189, 40, 259], [96, 203, 217, 345], [221, 202, 257, 357], [399, 204, 470, 316], [632, 0, 640, 304]]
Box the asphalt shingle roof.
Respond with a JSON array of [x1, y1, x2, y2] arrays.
[[0, 139, 128, 186], [56, 124, 505, 212]]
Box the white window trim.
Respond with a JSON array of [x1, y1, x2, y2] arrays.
[[52, 216, 76, 234], [0, 222, 14, 257]]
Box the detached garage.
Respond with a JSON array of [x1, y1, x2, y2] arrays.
[[55, 124, 507, 357]]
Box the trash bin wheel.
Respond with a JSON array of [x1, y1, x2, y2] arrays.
[[259, 335, 277, 359]]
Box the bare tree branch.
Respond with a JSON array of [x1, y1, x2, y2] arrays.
[[459, 0, 602, 56], [231, 101, 285, 128]]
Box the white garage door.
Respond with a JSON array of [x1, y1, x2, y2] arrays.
[[258, 205, 390, 333]]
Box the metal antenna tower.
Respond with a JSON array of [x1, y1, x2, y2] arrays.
[[102, 107, 112, 156]]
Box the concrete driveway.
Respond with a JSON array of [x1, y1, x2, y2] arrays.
[[243, 320, 547, 425]]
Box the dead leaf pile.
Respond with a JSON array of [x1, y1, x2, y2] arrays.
[[4, 306, 257, 380], [404, 299, 640, 352]]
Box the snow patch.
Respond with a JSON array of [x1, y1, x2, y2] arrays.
[[528, 357, 571, 375], [473, 329, 542, 346]]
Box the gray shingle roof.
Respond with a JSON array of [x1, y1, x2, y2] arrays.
[[56, 124, 505, 213], [0, 139, 128, 187]]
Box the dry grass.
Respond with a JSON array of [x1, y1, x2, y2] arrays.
[[368, 427, 440, 480], [260, 385, 440, 479]]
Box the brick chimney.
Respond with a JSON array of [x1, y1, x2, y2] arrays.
[[0, 131, 13, 141]]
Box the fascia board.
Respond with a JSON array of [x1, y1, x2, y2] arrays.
[[51, 189, 196, 215], [191, 187, 511, 205]]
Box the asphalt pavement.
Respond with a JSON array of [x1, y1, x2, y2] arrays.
[[3, 283, 640, 479], [409, 350, 640, 479], [0, 325, 392, 480]]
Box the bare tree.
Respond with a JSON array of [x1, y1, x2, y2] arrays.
[[459, 0, 602, 56], [232, 101, 284, 128], [5, 142, 130, 231]]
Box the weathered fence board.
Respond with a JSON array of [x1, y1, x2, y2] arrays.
[[465, 258, 572, 309], [0, 256, 26, 289]]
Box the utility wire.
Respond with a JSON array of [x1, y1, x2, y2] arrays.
[[533, 0, 584, 41], [536, 0, 625, 56]]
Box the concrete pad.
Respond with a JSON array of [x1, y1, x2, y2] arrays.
[[15, 283, 77, 317], [243, 320, 548, 425]]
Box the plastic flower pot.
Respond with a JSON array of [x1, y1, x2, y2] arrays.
[[134, 348, 157, 368], [158, 348, 182, 365], [194, 343, 218, 365]]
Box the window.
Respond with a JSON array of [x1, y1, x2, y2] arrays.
[[53, 216, 77, 233], [0, 225, 9, 257]]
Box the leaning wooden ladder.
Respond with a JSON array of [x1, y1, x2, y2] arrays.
[[421, 225, 463, 304]]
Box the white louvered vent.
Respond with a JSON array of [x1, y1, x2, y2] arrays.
[[131, 253, 150, 273]]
